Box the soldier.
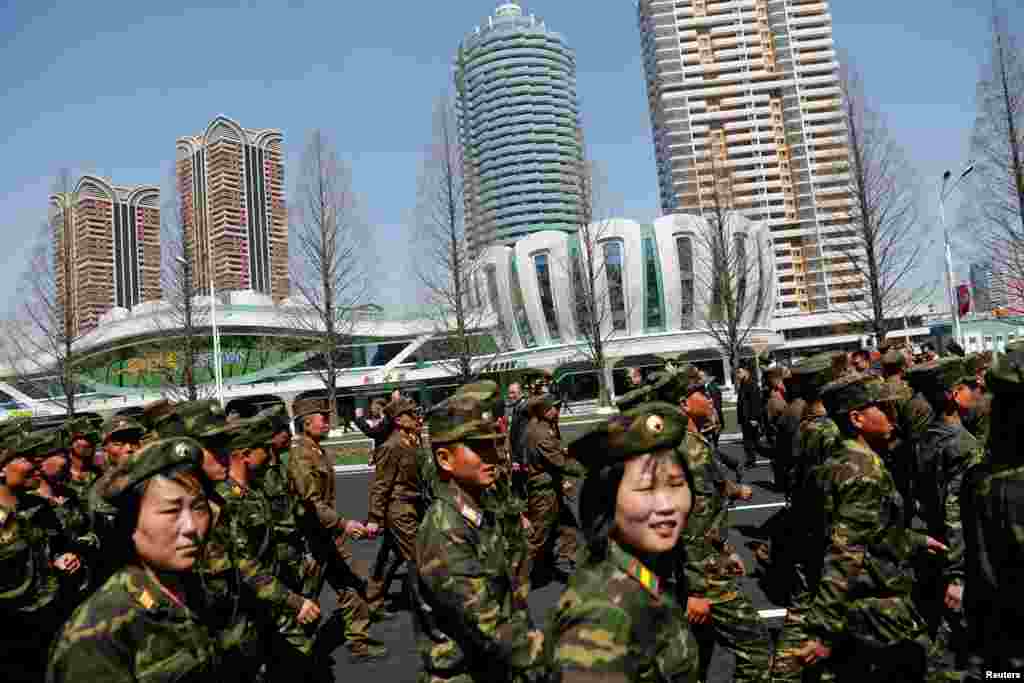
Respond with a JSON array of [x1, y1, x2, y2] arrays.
[[736, 366, 762, 469], [784, 374, 949, 682], [883, 346, 932, 528], [413, 382, 544, 682], [546, 402, 699, 682], [524, 393, 585, 582], [98, 415, 145, 470], [365, 395, 422, 617], [763, 367, 789, 492], [47, 437, 220, 682], [905, 357, 985, 675], [199, 415, 321, 680], [287, 397, 386, 663], [64, 417, 102, 501], [138, 399, 177, 445], [505, 382, 529, 498], [1, 429, 84, 683], [961, 342, 1024, 680], [961, 352, 992, 446]]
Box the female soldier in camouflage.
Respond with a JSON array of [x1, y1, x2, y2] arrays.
[[546, 403, 699, 683], [47, 437, 220, 682]]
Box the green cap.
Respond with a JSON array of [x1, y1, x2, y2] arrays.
[[153, 400, 226, 439], [199, 415, 276, 453], [964, 352, 993, 378], [906, 358, 970, 395], [821, 373, 899, 416], [567, 402, 686, 469], [791, 353, 841, 394], [292, 398, 330, 421], [65, 416, 102, 445], [256, 404, 291, 435], [139, 399, 176, 434], [428, 383, 503, 445], [986, 341, 1024, 395], [13, 428, 67, 459], [526, 393, 563, 419], [614, 383, 656, 412], [881, 349, 907, 369], [95, 437, 205, 507], [104, 416, 145, 443], [0, 418, 34, 468]]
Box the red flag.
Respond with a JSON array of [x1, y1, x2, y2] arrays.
[[957, 284, 971, 316]]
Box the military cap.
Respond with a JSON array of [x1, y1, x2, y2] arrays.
[[526, 393, 563, 418], [456, 381, 500, 402], [790, 353, 840, 392], [256, 404, 291, 435], [12, 427, 67, 459], [614, 383, 657, 412], [0, 418, 35, 468], [152, 400, 226, 439], [986, 341, 1024, 395], [964, 352, 993, 378], [65, 416, 102, 445], [428, 383, 503, 445], [567, 402, 686, 469], [293, 398, 330, 421], [139, 399, 176, 434], [95, 437, 205, 507], [103, 416, 145, 443], [385, 396, 418, 419], [905, 357, 971, 395], [821, 373, 899, 416], [200, 415, 276, 453], [881, 348, 907, 369]]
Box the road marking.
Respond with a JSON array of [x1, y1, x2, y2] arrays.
[[732, 502, 787, 512]]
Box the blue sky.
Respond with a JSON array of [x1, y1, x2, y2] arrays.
[[1, 0, 1020, 314]]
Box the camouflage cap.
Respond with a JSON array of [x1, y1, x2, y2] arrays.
[[906, 357, 971, 395], [12, 427, 67, 459], [293, 398, 330, 421], [152, 400, 226, 439], [95, 437, 205, 507], [964, 352, 993, 378], [139, 399, 176, 434], [790, 353, 841, 393], [198, 415, 276, 453], [256, 404, 291, 435], [567, 402, 686, 469], [986, 341, 1024, 396], [821, 373, 899, 416], [0, 418, 34, 468], [103, 416, 145, 443], [526, 393, 563, 418], [428, 383, 503, 445], [614, 383, 656, 412], [65, 416, 102, 445], [385, 397, 418, 420]]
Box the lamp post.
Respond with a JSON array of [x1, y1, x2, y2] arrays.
[[177, 254, 224, 407], [939, 163, 975, 347]]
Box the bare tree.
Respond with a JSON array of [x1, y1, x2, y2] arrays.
[[836, 58, 927, 340], [415, 95, 504, 383], [5, 170, 85, 416], [287, 130, 368, 426], [689, 155, 771, 376], [152, 174, 211, 401], [565, 155, 627, 406], [967, 8, 1024, 306]]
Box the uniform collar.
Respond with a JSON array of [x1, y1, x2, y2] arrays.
[[609, 539, 662, 599], [443, 480, 486, 528], [687, 428, 711, 449]]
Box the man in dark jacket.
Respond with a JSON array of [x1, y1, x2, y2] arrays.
[[736, 367, 762, 468]]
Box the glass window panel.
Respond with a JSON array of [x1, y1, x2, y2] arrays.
[[604, 240, 627, 331], [485, 265, 512, 344], [643, 238, 664, 331], [509, 260, 537, 348], [533, 253, 561, 341], [735, 235, 748, 307], [676, 235, 694, 330], [571, 250, 591, 338]]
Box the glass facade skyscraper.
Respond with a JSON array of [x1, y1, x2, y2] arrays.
[[456, 2, 585, 253]]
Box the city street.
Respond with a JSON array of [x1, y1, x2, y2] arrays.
[[322, 437, 786, 682]]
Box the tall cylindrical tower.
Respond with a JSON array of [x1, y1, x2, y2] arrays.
[[456, 2, 584, 254]]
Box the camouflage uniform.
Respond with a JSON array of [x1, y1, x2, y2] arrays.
[[961, 344, 1024, 679], [777, 376, 941, 682], [414, 383, 541, 683], [680, 429, 771, 683], [547, 402, 698, 683], [366, 398, 422, 611], [47, 437, 220, 683], [524, 397, 584, 575], [885, 367, 932, 529], [287, 399, 377, 659], [961, 393, 991, 447]]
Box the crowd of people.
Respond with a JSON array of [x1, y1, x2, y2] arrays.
[[0, 339, 1021, 682]]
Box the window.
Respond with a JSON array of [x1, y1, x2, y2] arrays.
[[509, 260, 536, 348], [571, 249, 591, 337], [533, 253, 560, 341], [603, 240, 627, 331], [484, 265, 512, 344], [676, 235, 694, 330], [643, 238, 665, 332], [735, 234, 748, 307]]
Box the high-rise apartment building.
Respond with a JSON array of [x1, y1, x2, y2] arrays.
[[51, 175, 161, 336], [637, 0, 865, 316], [176, 116, 288, 301], [456, 2, 585, 253], [970, 261, 994, 312]]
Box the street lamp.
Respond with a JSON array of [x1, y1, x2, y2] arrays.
[[176, 255, 224, 408], [939, 163, 975, 347]]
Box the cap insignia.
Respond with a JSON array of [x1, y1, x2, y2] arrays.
[[459, 503, 482, 528], [646, 415, 665, 434]]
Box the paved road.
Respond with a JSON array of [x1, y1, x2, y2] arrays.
[[322, 440, 786, 682]]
